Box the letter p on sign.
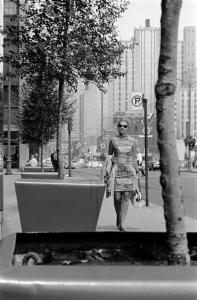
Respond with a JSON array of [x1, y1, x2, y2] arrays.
[[132, 95, 143, 107]]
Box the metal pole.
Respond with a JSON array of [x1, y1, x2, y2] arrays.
[[101, 90, 104, 135], [5, 65, 12, 175], [188, 83, 191, 171], [143, 97, 149, 206], [68, 118, 72, 177]]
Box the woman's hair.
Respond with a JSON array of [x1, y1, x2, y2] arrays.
[[117, 117, 130, 128]]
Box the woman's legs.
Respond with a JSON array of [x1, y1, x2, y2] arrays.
[[114, 191, 121, 227], [114, 191, 130, 231]]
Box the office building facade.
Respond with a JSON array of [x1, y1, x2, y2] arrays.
[[133, 19, 160, 114]]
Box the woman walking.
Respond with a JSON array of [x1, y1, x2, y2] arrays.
[[105, 117, 139, 231]]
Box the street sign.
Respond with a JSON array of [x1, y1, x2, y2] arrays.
[[132, 95, 143, 107]]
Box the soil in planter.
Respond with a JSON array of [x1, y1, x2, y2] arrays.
[[13, 244, 197, 266]]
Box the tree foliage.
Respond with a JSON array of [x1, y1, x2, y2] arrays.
[[18, 74, 76, 146], [2, 0, 129, 178], [184, 135, 196, 151]]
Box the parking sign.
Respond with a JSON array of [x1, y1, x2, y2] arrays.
[[132, 95, 143, 107]]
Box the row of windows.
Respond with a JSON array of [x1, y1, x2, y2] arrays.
[[4, 1, 18, 15]]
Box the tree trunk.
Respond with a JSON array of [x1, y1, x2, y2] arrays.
[[57, 76, 65, 179], [155, 0, 190, 265]]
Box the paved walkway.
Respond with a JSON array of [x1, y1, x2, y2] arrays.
[[1, 170, 197, 240]]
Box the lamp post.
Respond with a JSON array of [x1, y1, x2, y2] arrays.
[[5, 64, 12, 175]]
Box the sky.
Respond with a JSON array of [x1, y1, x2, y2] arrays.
[[116, 0, 197, 41], [0, 0, 197, 40]]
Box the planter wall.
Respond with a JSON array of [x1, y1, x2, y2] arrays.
[[22, 167, 54, 172], [0, 232, 196, 300], [15, 179, 105, 232], [21, 172, 58, 179]]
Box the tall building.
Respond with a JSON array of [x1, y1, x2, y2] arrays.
[[183, 26, 196, 84], [2, 0, 22, 168], [108, 40, 134, 116], [176, 26, 197, 139], [133, 19, 160, 114], [0, 0, 3, 169], [174, 40, 184, 139], [179, 89, 197, 138]]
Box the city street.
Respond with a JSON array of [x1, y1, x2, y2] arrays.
[[143, 171, 197, 219], [73, 167, 197, 219], [1, 168, 197, 239]]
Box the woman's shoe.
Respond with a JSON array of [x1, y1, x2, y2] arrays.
[[117, 224, 126, 232]]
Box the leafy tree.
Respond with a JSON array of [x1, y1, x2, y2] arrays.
[[18, 73, 76, 169], [155, 0, 190, 264], [4, 0, 129, 178], [184, 135, 196, 170]]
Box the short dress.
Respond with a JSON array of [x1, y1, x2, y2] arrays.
[[108, 135, 138, 192]]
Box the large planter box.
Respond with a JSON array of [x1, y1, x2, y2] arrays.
[[21, 172, 58, 179], [15, 179, 105, 232], [22, 167, 54, 172], [0, 232, 196, 300]]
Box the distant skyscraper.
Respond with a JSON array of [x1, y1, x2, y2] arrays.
[[175, 41, 184, 139], [108, 40, 134, 116], [183, 26, 196, 83], [0, 0, 3, 74], [177, 26, 197, 139], [133, 19, 160, 114]]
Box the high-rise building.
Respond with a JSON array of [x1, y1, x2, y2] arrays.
[[183, 26, 196, 84], [176, 26, 197, 139], [133, 19, 160, 114], [2, 0, 22, 168], [175, 41, 184, 139], [108, 40, 134, 116]]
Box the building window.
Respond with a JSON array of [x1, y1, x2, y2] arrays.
[[4, 0, 17, 15]]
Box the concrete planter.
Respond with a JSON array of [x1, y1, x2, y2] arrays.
[[0, 232, 196, 300], [22, 167, 54, 172], [21, 172, 58, 179], [15, 179, 105, 232]]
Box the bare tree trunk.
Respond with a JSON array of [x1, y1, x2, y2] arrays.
[[57, 76, 65, 179], [155, 0, 190, 265]]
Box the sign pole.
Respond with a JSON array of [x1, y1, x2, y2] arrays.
[[68, 118, 72, 177], [143, 96, 149, 206]]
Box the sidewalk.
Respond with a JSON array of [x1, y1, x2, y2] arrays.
[[1, 171, 197, 240]]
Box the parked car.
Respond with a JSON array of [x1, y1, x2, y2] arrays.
[[152, 159, 160, 171], [80, 162, 88, 168], [64, 161, 77, 169], [43, 157, 53, 167], [141, 155, 154, 171], [88, 161, 102, 168]]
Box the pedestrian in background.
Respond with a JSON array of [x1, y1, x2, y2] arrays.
[[105, 117, 140, 231], [137, 151, 145, 176], [51, 151, 58, 172], [26, 155, 38, 167]]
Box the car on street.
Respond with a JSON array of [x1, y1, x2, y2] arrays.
[[141, 155, 154, 171], [152, 158, 160, 171], [43, 157, 53, 167], [88, 161, 102, 168]]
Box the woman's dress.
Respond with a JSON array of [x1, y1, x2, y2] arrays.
[[108, 135, 138, 192]]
